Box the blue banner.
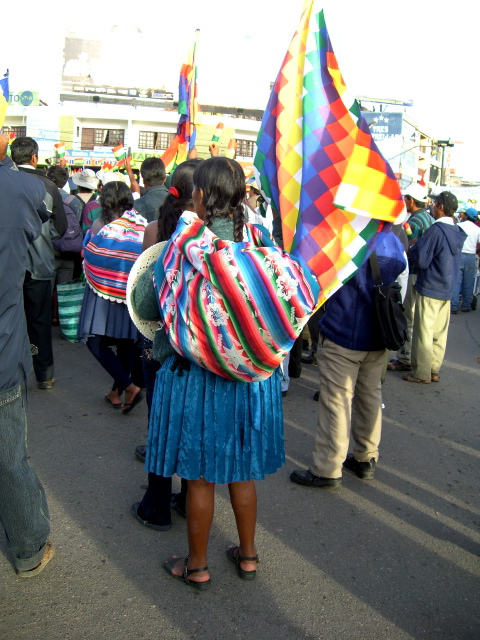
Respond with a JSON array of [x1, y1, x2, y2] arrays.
[[0, 76, 9, 101]]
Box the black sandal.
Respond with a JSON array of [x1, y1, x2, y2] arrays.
[[226, 546, 259, 580], [162, 556, 211, 591], [122, 390, 144, 414], [105, 395, 121, 410]]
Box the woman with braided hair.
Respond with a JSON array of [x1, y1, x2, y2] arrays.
[[78, 180, 146, 413], [141, 159, 203, 252], [129, 156, 318, 589]]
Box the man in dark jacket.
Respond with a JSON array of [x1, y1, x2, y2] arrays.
[[134, 157, 169, 222], [290, 232, 406, 488], [405, 191, 466, 384], [0, 138, 54, 577], [10, 137, 68, 389]]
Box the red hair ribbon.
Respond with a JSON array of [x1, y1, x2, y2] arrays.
[[169, 186, 180, 198]]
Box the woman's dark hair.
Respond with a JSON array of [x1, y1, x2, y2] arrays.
[[192, 157, 246, 242], [99, 181, 134, 223], [157, 159, 202, 242]]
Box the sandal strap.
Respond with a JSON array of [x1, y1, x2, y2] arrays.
[[182, 557, 208, 579], [237, 554, 259, 563], [186, 566, 209, 575]]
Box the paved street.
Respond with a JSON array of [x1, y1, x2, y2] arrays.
[[1, 310, 479, 640]]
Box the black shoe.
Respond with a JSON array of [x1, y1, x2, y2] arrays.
[[451, 310, 458, 314], [171, 493, 187, 518], [301, 354, 315, 364], [282, 390, 288, 397], [289, 469, 342, 489], [135, 445, 146, 462], [461, 308, 471, 313], [313, 391, 319, 401], [131, 502, 172, 531], [343, 454, 376, 480]]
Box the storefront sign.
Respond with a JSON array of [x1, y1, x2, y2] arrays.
[[8, 91, 39, 106], [65, 149, 165, 167], [362, 113, 403, 141], [64, 83, 173, 100]]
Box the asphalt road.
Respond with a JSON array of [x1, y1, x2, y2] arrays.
[[1, 310, 479, 640]]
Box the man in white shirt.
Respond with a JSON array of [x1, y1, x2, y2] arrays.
[[451, 208, 480, 313]]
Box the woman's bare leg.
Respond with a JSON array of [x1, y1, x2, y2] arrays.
[[228, 480, 258, 571], [168, 477, 214, 583]]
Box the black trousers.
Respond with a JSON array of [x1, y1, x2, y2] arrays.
[[288, 335, 303, 378], [23, 273, 54, 383], [307, 306, 325, 354], [86, 335, 136, 394]]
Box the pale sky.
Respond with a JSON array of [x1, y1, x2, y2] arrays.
[[2, 0, 479, 179]]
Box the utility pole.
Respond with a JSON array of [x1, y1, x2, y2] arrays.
[[435, 139, 455, 186]]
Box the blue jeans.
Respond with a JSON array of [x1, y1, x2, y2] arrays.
[[0, 384, 50, 571], [451, 254, 477, 311]]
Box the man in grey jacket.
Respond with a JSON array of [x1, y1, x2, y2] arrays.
[[134, 157, 169, 222], [11, 137, 67, 389], [0, 137, 55, 577]]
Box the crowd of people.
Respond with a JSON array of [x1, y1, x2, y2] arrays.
[[0, 134, 478, 586]]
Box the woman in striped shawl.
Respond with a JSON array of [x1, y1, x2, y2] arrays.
[[78, 180, 146, 413]]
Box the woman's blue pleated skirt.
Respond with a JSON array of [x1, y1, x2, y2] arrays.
[[78, 286, 138, 340], [145, 355, 285, 484]]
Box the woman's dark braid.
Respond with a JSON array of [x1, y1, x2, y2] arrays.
[[233, 204, 245, 242], [204, 204, 244, 241], [203, 209, 215, 231], [157, 194, 184, 242]]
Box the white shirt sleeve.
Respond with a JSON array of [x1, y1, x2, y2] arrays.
[[396, 252, 409, 302]]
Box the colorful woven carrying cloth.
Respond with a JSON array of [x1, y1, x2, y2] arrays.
[[153, 213, 320, 382], [254, 2, 405, 308], [83, 209, 146, 303]]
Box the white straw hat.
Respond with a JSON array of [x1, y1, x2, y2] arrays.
[[126, 241, 167, 340], [72, 168, 98, 190]]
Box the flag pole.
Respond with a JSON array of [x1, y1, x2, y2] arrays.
[[190, 29, 200, 147]]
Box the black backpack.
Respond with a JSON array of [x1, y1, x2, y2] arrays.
[[369, 252, 409, 351]]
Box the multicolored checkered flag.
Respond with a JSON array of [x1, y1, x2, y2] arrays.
[[161, 31, 199, 173], [254, 2, 405, 306]]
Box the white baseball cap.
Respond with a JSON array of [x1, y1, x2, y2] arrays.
[[402, 183, 427, 202]]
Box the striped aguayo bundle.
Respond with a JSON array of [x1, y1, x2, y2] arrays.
[[83, 209, 146, 303], [153, 213, 320, 382]]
